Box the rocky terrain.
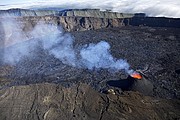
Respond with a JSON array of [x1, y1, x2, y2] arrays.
[[0, 8, 134, 18], [0, 83, 179, 120], [0, 9, 180, 120], [0, 9, 179, 30]]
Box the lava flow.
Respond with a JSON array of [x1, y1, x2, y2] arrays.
[[130, 72, 142, 79]]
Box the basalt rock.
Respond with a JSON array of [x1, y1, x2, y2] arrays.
[[0, 9, 180, 120], [0, 16, 125, 32], [59, 9, 134, 18], [0, 26, 179, 99], [0, 83, 179, 120], [0, 9, 180, 33]]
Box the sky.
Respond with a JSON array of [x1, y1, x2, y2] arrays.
[[0, 0, 180, 18]]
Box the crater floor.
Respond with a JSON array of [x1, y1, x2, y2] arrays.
[[0, 26, 180, 120]]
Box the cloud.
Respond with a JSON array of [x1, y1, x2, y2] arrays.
[[0, 0, 180, 18]]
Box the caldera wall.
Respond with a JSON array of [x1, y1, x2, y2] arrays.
[[0, 9, 180, 33]]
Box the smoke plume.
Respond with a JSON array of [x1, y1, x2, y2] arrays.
[[0, 19, 133, 74], [1, 19, 38, 64]]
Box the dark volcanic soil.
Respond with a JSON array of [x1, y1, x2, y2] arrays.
[[0, 26, 180, 99], [72, 26, 180, 99], [0, 26, 180, 120]]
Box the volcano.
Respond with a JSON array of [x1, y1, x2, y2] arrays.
[[0, 9, 180, 120]]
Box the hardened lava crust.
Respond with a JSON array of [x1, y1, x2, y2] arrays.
[[0, 26, 179, 99], [0, 25, 180, 120]]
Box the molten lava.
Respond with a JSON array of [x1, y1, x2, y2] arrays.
[[130, 72, 142, 79]]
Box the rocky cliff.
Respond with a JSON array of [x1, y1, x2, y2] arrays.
[[59, 9, 134, 18], [0, 9, 180, 31], [0, 8, 135, 18], [15, 16, 125, 32], [1, 16, 179, 35], [126, 17, 180, 28]]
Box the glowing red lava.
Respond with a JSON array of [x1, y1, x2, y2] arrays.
[[130, 72, 142, 79]]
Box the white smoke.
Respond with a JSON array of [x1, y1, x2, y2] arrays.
[[30, 23, 77, 67], [80, 41, 131, 73], [0, 19, 133, 74], [0, 0, 180, 18], [1, 19, 38, 64]]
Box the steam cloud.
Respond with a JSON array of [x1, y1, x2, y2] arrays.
[[2, 19, 38, 64], [1, 19, 133, 74], [0, 0, 180, 18]]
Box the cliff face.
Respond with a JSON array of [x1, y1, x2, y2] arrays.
[[2, 16, 124, 32], [59, 9, 134, 18], [11, 16, 180, 33], [58, 17, 124, 31], [0, 9, 180, 31], [0, 8, 134, 18], [127, 17, 180, 28]]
